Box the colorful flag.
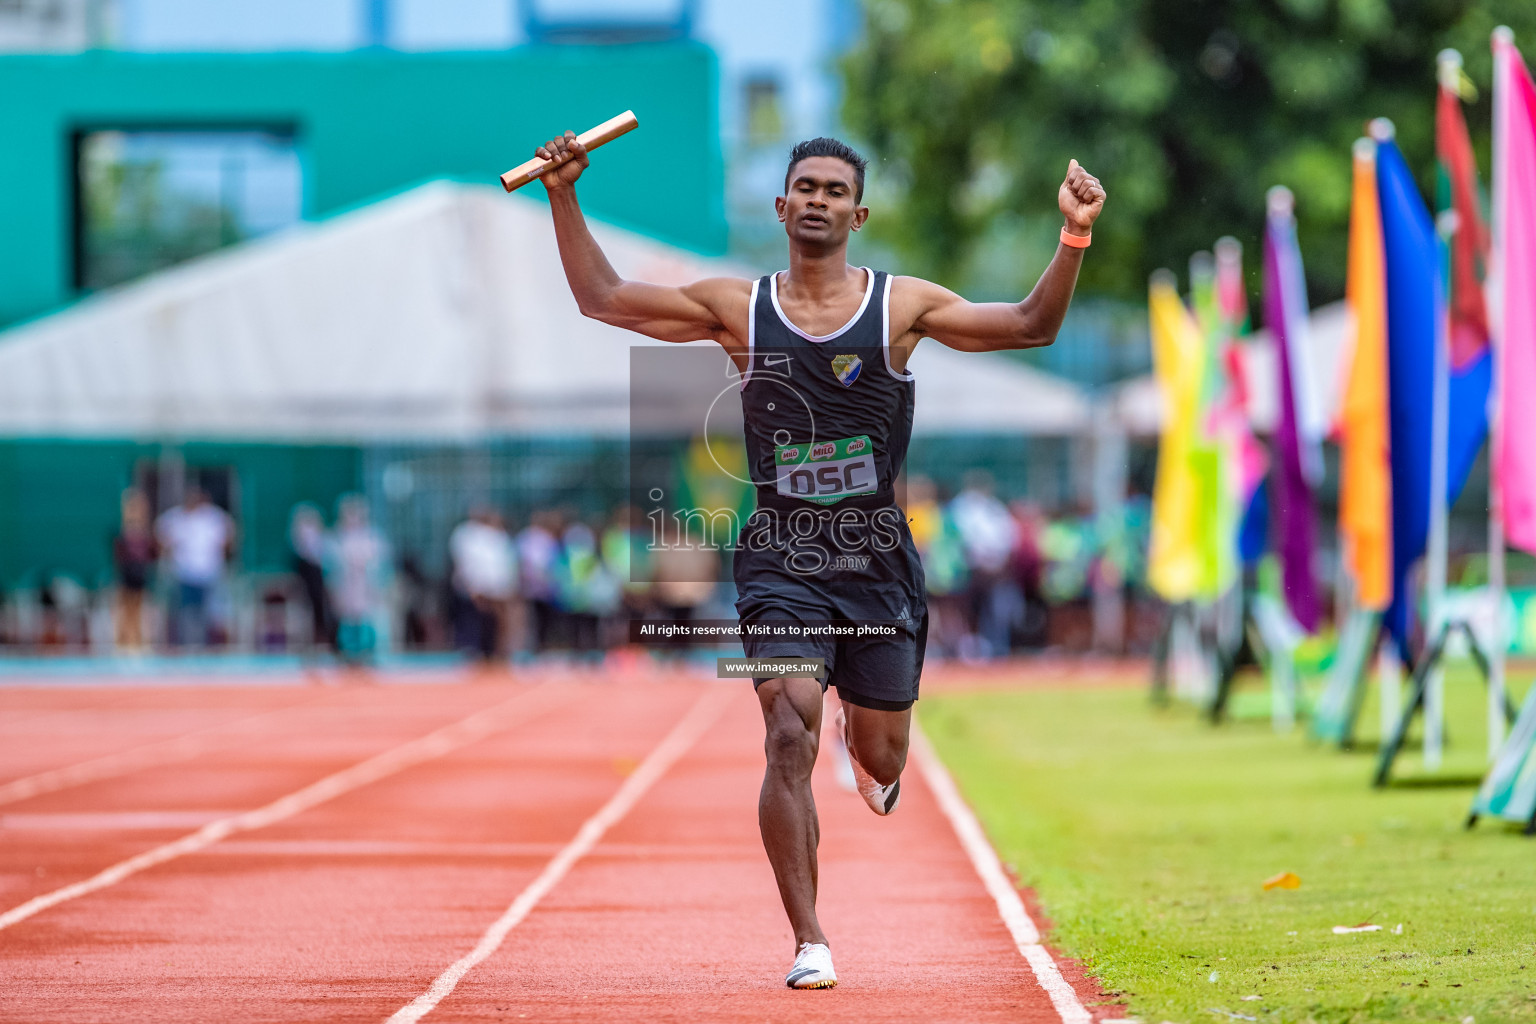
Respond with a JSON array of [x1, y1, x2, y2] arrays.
[[1437, 53, 1495, 505], [1189, 253, 1241, 595], [1439, 61, 1493, 367], [1376, 132, 1441, 649], [1493, 30, 1536, 554], [1263, 188, 1322, 632], [1215, 238, 1249, 330], [1338, 138, 1393, 611], [1147, 272, 1213, 601], [1213, 238, 1269, 506], [1214, 238, 1272, 569]]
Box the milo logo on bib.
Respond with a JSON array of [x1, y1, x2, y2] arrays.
[[774, 435, 878, 505]]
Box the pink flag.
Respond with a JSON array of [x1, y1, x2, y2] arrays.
[[1493, 30, 1536, 553]]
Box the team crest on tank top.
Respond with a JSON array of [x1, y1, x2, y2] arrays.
[[831, 353, 862, 387]]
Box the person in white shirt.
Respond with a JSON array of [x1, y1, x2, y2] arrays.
[[155, 487, 234, 648], [949, 472, 1024, 658], [449, 506, 516, 661]]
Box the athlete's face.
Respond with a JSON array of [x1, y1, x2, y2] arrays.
[[776, 157, 869, 250]]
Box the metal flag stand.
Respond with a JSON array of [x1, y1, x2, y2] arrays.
[[1150, 601, 1221, 708], [1207, 587, 1300, 728], [1310, 610, 1382, 748], [1373, 617, 1516, 786]]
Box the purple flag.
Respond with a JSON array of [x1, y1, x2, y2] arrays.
[[1264, 188, 1322, 632]]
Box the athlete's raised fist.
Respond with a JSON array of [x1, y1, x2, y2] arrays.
[[536, 131, 589, 191], [1059, 159, 1106, 234]]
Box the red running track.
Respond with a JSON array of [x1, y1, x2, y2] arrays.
[[0, 671, 1115, 1023]]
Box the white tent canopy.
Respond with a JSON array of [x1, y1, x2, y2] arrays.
[[906, 344, 1090, 435], [0, 182, 1090, 441]]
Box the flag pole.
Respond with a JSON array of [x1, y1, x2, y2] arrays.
[[1422, 53, 1464, 770], [1485, 27, 1514, 758]]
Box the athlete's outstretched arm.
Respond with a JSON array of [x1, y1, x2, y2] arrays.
[[535, 131, 746, 346], [904, 160, 1106, 352]]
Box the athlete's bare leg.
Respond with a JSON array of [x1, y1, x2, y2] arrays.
[[841, 702, 911, 786], [757, 676, 828, 950]]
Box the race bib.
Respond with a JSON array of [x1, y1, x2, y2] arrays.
[[774, 435, 878, 505]]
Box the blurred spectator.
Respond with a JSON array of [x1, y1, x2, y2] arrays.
[[1008, 500, 1049, 648], [450, 506, 516, 661], [558, 519, 620, 654], [112, 488, 159, 653], [288, 503, 333, 650], [6, 482, 1157, 661], [330, 496, 389, 665], [1041, 509, 1093, 605], [1039, 505, 1097, 650], [156, 486, 234, 648], [649, 522, 719, 655], [601, 506, 652, 646], [1091, 494, 1154, 653], [904, 476, 969, 657], [397, 553, 435, 649], [516, 510, 563, 652], [39, 575, 91, 650], [949, 471, 1023, 659]]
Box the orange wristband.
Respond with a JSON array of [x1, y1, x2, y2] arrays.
[[1060, 227, 1091, 249]]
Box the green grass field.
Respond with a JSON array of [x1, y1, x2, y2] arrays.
[[925, 666, 1536, 1024]]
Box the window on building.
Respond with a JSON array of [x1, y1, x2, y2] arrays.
[[74, 128, 302, 292], [743, 75, 783, 146]]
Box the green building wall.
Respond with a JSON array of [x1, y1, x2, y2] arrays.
[[0, 440, 362, 590], [0, 45, 725, 328]]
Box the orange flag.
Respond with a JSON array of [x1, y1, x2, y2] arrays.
[[1337, 138, 1393, 609]]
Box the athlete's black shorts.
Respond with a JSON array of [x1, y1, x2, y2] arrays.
[[733, 502, 927, 711]]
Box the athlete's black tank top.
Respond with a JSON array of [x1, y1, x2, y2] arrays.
[[740, 268, 913, 511]]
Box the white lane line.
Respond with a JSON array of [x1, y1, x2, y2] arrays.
[[0, 697, 332, 807], [209, 838, 755, 860], [0, 687, 558, 933], [385, 685, 731, 1024], [911, 721, 1094, 1024]]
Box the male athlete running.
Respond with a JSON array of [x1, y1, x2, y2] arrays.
[[534, 131, 1104, 989]]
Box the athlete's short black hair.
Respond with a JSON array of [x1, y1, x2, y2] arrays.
[[785, 138, 867, 203]]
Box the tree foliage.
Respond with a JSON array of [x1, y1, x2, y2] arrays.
[[842, 0, 1536, 303]]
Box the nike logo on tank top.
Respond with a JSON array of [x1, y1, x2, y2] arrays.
[[741, 268, 914, 509]]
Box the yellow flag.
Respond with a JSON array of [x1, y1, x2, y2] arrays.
[[1337, 139, 1393, 610], [1147, 273, 1210, 601]]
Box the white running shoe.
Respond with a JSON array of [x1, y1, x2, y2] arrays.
[[828, 724, 858, 793], [837, 707, 901, 815], [785, 941, 837, 989]]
